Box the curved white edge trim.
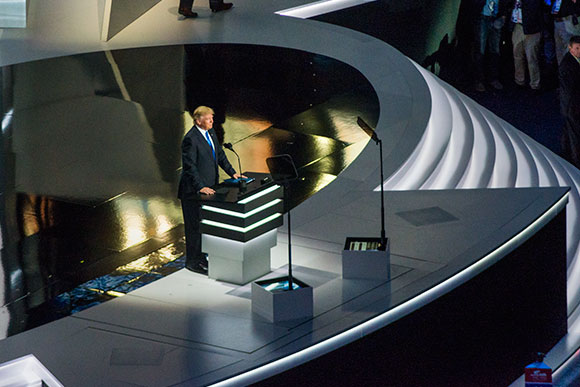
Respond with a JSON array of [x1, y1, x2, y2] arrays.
[[553, 348, 580, 376], [211, 192, 569, 386], [276, 0, 375, 19]]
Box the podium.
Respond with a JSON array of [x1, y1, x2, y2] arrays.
[[198, 172, 283, 284]]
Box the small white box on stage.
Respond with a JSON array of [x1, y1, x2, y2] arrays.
[[342, 237, 390, 280], [251, 276, 313, 323]]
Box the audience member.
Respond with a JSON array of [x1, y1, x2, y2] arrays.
[[542, 5, 557, 67], [511, 0, 545, 90], [472, 0, 511, 91], [179, 0, 233, 18], [559, 35, 580, 168], [550, 0, 580, 65]]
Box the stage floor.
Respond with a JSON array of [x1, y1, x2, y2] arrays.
[[0, 186, 567, 386]]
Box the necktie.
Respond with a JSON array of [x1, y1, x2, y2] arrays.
[[205, 131, 216, 160]]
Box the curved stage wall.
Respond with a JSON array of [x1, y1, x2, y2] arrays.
[[384, 63, 580, 320]]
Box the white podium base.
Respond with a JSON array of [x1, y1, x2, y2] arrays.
[[251, 276, 313, 323], [342, 238, 390, 280], [203, 229, 276, 284]]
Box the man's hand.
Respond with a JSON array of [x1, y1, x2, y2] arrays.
[[233, 173, 247, 179], [199, 187, 215, 195]]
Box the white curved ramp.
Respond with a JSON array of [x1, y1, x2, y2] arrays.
[[383, 62, 580, 321]]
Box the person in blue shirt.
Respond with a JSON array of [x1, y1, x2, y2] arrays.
[[472, 0, 512, 91]]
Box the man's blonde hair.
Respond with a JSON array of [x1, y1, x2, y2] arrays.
[[192, 106, 214, 121]]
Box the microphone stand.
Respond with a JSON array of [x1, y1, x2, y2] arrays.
[[266, 154, 299, 291], [284, 182, 293, 291], [378, 137, 386, 250], [223, 142, 243, 179], [357, 117, 387, 251]]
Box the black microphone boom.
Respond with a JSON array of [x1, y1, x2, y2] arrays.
[[357, 117, 387, 251], [357, 117, 380, 145], [223, 142, 243, 176]]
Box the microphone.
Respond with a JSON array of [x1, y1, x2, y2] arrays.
[[223, 142, 243, 179]]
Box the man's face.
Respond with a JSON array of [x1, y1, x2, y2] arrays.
[[196, 114, 213, 130], [570, 43, 580, 59]]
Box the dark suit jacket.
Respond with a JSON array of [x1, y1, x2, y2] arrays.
[[519, 0, 545, 35], [559, 52, 580, 116], [555, 0, 580, 17], [177, 126, 236, 199]]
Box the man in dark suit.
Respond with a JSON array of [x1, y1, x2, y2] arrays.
[[559, 35, 580, 168], [178, 0, 232, 18], [178, 106, 242, 274], [551, 0, 580, 65]]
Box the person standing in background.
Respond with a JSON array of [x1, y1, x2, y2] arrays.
[[473, 0, 511, 91], [550, 0, 580, 65], [559, 35, 580, 168], [179, 0, 233, 18], [511, 0, 545, 91]]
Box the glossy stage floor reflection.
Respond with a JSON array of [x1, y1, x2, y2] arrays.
[[0, 44, 379, 338]]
